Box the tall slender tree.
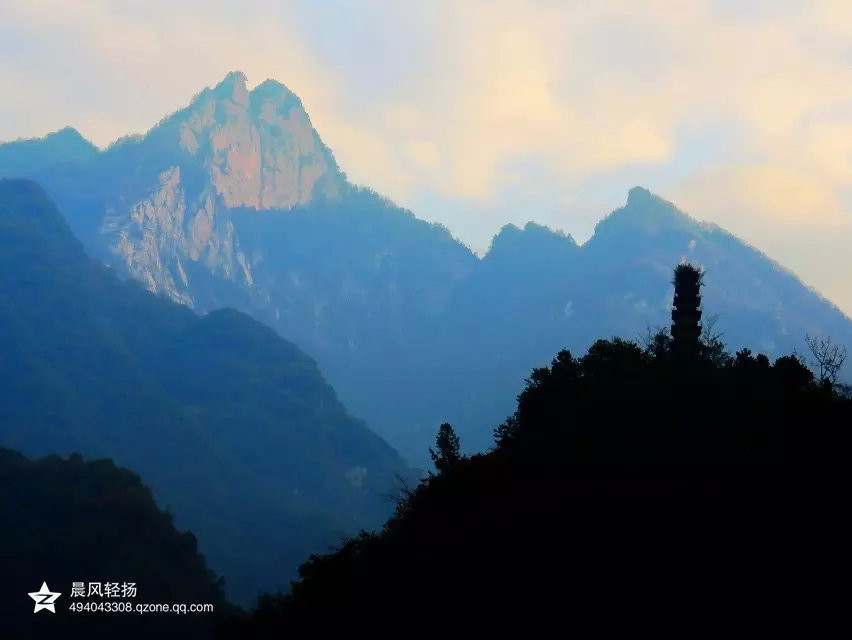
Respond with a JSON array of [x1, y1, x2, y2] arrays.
[[430, 423, 461, 473], [671, 263, 703, 360]]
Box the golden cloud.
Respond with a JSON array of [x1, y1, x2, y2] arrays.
[[2, 1, 852, 315]]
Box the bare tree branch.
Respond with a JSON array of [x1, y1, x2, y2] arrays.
[[805, 334, 847, 385], [382, 472, 418, 508], [701, 313, 724, 344]]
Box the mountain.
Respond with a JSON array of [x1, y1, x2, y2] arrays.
[[0, 126, 98, 176], [91, 70, 345, 306], [0, 179, 410, 604], [440, 186, 852, 448], [0, 447, 231, 639], [226, 285, 852, 636], [2, 73, 850, 464], [582, 187, 852, 353]]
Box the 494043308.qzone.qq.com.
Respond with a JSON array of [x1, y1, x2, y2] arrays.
[[68, 601, 215, 614], [28, 581, 216, 616]]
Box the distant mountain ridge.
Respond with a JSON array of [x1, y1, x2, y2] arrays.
[[0, 126, 98, 174], [1, 73, 850, 464]]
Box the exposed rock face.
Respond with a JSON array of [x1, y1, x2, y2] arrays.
[[177, 71, 340, 210], [105, 166, 251, 305], [109, 166, 190, 300], [97, 71, 343, 306]]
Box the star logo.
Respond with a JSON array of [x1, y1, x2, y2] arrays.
[[28, 582, 60, 613]]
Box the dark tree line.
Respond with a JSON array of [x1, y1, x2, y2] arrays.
[[225, 263, 852, 637], [0, 449, 232, 639]]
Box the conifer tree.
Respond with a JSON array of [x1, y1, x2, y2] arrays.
[[430, 423, 461, 473]]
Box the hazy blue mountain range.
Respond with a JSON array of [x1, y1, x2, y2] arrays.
[[2, 71, 850, 463], [0, 179, 410, 604]]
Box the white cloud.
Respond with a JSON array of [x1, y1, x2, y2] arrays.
[[0, 0, 851, 313]]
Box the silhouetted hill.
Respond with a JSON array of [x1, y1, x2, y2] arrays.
[[2, 75, 850, 465], [0, 447, 230, 639], [0, 179, 410, 604], [228, 270, 852, 636]]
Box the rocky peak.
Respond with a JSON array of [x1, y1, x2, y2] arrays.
[[172, 71, 342, 210], [99, 72, 345, 307], [593, 186, 699, 239], [251, 79, 303, 113], [212, 70, 250, 106]]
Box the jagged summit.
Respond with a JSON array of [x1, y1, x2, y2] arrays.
[[155, 70, 343, 209], [212, 70, 249, 95], [190, 72, 301, 112], [214, 70, 249, 105], [593, 186, 699, 240], [626, 185, 656, 205], [485, 221, 578, 263], [56, 72, 348, 305], [251, 78, 303, 110]]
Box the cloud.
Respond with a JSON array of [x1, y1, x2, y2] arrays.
[[0, 0, 851, 313], [0, 0, 345, 145], [672, 166, 848, 228]]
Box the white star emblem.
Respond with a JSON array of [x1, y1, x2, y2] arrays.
[[28, 581, 60, 613]]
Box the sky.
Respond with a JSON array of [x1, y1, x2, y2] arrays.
[[1, 0, 851, 315]]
